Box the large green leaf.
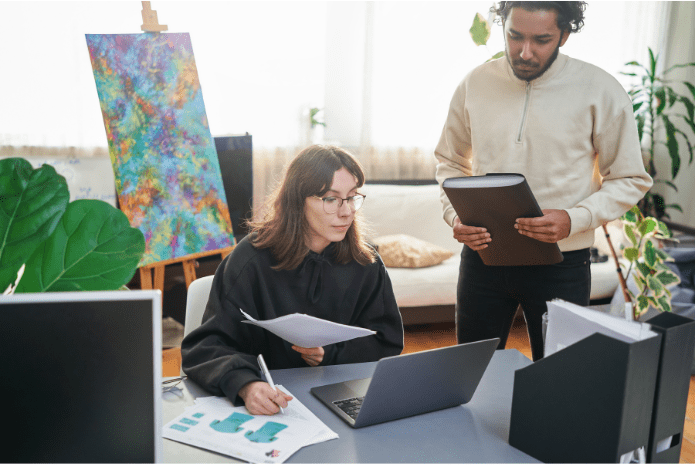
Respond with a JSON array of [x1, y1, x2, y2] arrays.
[[636, 295, 650, 316], [469, 13, 491, 46], [646, 274, 665, 295], [656, 295, 672, 313], [622, 206, 639, 224], [655, 86, 666, 115], [623, 246, 639, 262], [684, 82, 695, 106], [643, 239, 657, 267], [636, 261, 651, 278], [16, 199, 145, 292], [680, 93, 695, 122], [638, 217, 657, 237], [623, 222, 637, 246], [656, 269, 680, 288], [636, 112, 646, 143], [486, 51, 505, 62], [0, 158, 69, 290], [661, 115, 681, 179], [648, 48, 657, 78], [664, 62, 695, 75], [673, 123, 694, 166]]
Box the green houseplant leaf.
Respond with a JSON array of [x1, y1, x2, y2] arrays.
[[0, 158, 70, 290], [469, 13, 491, 46], [642, 239, 657, 267], [655, 268, 680, 287], [620, 208, 681, 317], [622, 48, 695, 218], [623, 246, 639, 262], [486, 51, 506, 62], [623, 222, 638, 245], [16, 199, 145, 292]]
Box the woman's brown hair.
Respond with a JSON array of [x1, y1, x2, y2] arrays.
[[248, 145, 376, 270]]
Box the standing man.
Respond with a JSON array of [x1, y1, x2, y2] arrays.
[[434, 1, 652, 360]]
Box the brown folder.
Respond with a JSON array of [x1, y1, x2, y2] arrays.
[[443, 174, 563, 266]]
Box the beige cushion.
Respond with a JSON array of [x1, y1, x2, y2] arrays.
[[373, 234, 454, 268]]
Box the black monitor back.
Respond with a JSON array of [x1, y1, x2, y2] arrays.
[[0, 290, 162, 463]]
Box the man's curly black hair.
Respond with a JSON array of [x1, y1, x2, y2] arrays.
[[492, 2, 587, 34]]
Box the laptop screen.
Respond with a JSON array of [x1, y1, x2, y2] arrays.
[[0, 290, 162, 463]]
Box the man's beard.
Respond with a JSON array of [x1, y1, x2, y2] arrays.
[[506, 37, 562, 81]]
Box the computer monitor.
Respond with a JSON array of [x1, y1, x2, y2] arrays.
[[0, 290, 162, 463]]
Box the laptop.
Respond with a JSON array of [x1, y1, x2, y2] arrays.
[[0, 290, 163, 463], [311, 338, 499, 428]]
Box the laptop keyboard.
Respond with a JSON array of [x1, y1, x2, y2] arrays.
[[333, 397, 364, 420]]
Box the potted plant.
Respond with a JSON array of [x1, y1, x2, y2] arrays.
[[0, 158, 145, 293], [621, 48, 695, 219], [607, 206, 681, 320]]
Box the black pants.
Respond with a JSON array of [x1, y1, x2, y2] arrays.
[[456, 246, 591, 361]]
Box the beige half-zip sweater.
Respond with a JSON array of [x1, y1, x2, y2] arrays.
[[435, 53, 653, 252]]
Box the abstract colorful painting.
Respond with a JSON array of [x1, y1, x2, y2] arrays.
[[86, 33, 234, 266]]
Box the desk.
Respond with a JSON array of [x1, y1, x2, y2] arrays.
[[162, 349, 538, 463]]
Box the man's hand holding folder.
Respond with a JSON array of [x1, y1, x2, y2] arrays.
[[452, 217, 490, 251], [443, 174, 564, 266], [514, 209, 571, 243], [454, 208, 570, 249]]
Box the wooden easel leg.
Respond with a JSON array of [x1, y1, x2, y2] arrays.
[[140, 267, 153, 290], [182, 259, 198, 289], [153, 265, 165, 292]]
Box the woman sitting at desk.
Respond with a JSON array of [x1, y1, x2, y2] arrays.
[[181, 145, 404, 415]]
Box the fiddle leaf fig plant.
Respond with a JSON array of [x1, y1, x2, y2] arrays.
[[0, 159, 70, 289], [621, 205, 680, 318], [0, 157, 145, 293]]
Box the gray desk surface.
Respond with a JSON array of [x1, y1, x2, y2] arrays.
[[162, 349, 538, 463]]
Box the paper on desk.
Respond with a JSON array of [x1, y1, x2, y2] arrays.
[[164, 387, 337, 463], [544, 299, 658, 357], [239, 308, 376, 348], [192, 390, 338, 447]]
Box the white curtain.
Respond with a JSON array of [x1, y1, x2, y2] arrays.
[[657, 1, 695, 229], [0, 1, 673, 211]]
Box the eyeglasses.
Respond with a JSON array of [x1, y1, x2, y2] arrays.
[[162, 376, 187, 393], [312, 194, 366, 214]]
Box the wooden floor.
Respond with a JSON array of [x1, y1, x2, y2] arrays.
[[162, 319, 695, 463]]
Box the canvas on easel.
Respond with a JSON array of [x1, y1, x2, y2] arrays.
[[85, 31, 234, 272]]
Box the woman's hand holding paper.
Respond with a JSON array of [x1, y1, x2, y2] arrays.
[[292, 345, 325, 366]]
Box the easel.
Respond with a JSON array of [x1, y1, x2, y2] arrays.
[[135, 3, 236, 294], [140, 1, 167, 32], [139, 246, 234, 291]]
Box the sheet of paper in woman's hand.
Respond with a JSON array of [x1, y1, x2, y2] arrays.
[[239, 308, 376, 348]]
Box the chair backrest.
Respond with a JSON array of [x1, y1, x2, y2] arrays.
[[182, 275, 214, 376], [184, 275, 215, 339]]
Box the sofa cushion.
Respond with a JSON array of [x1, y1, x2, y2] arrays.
[[359, 183, 463, 255], [385, 255, 460, 307], [373, 234, 454, 268]]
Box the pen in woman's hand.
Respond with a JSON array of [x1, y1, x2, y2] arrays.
[[257, 353, 284, 414]]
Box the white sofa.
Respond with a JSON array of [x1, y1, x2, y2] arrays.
[[359, 182, 620, 325]]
